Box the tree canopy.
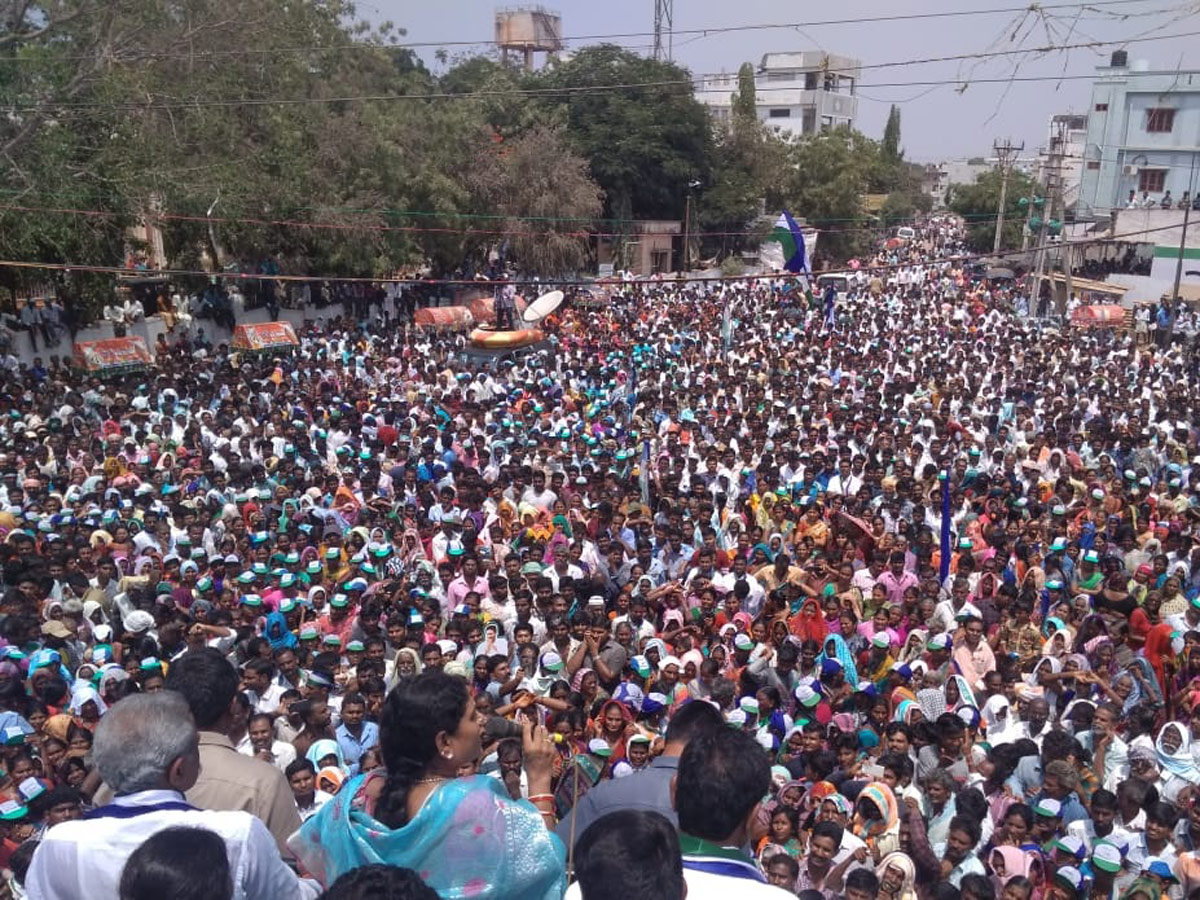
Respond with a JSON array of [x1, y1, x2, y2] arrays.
[[732, 62, 757, 128], [0, 10, 938, 312], [948, 168, 1039, 251]]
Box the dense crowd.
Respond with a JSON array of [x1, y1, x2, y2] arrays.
[[2, 217, 1200, 900]]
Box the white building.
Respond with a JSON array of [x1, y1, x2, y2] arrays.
[[921, 160, 994, 208], [696, 52, 860, 137], [1077, 51, 1200, 219]]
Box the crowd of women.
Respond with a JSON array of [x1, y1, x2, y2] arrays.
[[1, 217, 1200, 899]]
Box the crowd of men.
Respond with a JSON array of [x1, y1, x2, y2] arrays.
[[0, 215, 1199, 900]]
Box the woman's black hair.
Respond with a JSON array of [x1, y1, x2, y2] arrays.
[[65, 721, 92, 747], [769, 802, 800, 831], [1005, 876, 1033, 900], [1004, 802, 1033, 830], [375, 669, 469, 829], [118, 826, 232, 900]]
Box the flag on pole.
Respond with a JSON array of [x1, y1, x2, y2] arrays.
[[640, 438, 651, 507], [939, 466, 952, 583], [771, 210, 810, 275], [721, 302, 732, 357]]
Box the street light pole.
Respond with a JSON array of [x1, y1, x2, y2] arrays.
[[682, 178, 701, 273], [683, 192, 692, 272]]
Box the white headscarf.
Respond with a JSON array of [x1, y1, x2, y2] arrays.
[[68, 683, 108, 717], [980, 694, 1020, 746]]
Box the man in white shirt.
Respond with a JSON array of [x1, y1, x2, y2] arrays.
[[26, 692, 318, 900], [242, 659, 287, 715], [238, 713, 298, 772], [1075, 703, 1129, 792]]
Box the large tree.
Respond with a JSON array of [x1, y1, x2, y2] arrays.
[[535, 45, 712, 222], [948, 167, 1039, 251], [0, 0, 449, 302], [779, 126, 879, 262], [731, 62, 757, 129], [882, 106, 902, 163], [699, 110, 788, 261], [466, 125, 603, 276], [0, 0, 141, 305]]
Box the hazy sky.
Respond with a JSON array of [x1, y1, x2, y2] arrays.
[[372, 0, 1199, 160]]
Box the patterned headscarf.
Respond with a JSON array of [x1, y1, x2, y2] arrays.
[[854, 782, 899, 845], [819, 633, 859, 685]]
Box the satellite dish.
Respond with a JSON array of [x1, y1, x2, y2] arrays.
[[522, 289, 564, 324]]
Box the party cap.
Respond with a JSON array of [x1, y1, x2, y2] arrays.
[[612, 682, 644, 712], [1033, 797, 1062, 818], [1091, 841, 1122, 874], [927, 633, 951, 651], [641, 693, 668, 716], [0, 800, 25, 821], [1145, 859, 1178, 883], [1052, 835, 1085, 859], [1053, 867, 1084, 893], [794, 684, 822, 708], [587, 738, 613, 758]]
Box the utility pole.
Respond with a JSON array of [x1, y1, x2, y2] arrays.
[[1031, 121, 1065, 319], [653, 0, 673, 61], [993, 138, 1023, 254], [1172, 155, 1198, 304]]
